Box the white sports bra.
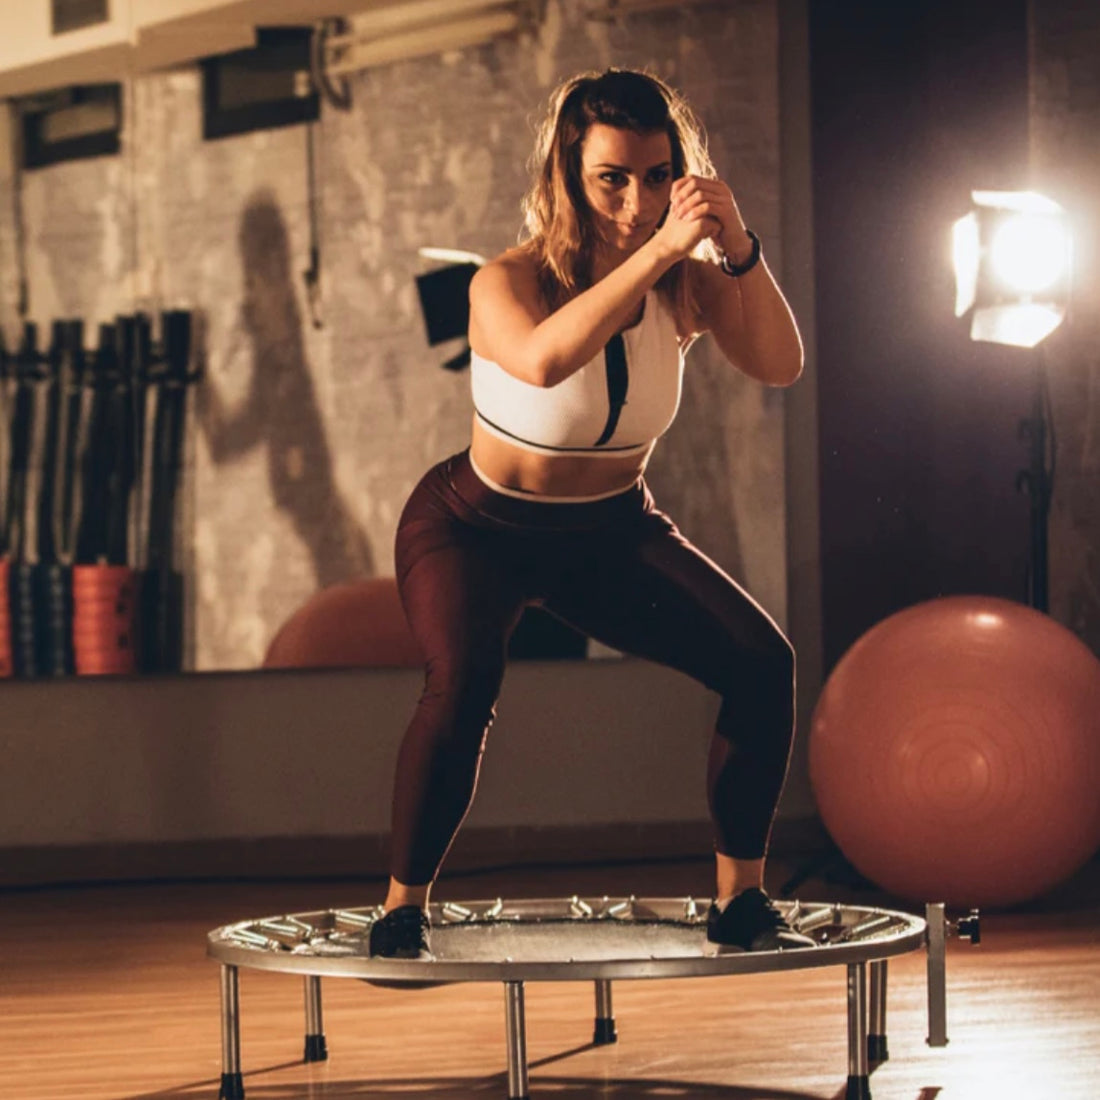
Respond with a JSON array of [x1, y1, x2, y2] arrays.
[[470, 290, 684, 458]]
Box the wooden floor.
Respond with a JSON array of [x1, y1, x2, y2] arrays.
[[2, 853, 1098, 1100]]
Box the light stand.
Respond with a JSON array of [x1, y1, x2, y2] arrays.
[[1017, 350, 1054, 611]]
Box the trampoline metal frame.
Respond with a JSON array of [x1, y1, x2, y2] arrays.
[[207, 896, 958, 1100]]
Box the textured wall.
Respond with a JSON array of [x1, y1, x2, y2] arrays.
[[0, 0, 789, 672], [1030, 0, 1100, 652]]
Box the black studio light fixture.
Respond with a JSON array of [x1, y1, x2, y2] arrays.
[[414, 247, 486, 371], [952, 190, 1074, 612], [17, 83, 122, 169], [201, 27, 319, 141]]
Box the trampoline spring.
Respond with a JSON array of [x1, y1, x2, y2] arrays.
[[331, 909, 373, 931], [604, 900, 633, 920], [282, 916, 316, 937], [442, 902, 474, 923], [484, 898, 504, 920], [256, 920, 310, 945], [227, 927, 284, 951], [683, 897, 700, 921], [570, 897, 595, 919], [793, 906, 837, 933], [837, 914, 899, 943]]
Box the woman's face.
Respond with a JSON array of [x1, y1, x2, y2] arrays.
[[578, 123, 674, 255]]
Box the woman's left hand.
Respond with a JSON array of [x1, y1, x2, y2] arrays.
[[669, 176, 753, 262]]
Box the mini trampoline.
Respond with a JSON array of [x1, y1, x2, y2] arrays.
[[208, 895, 976, 1100]]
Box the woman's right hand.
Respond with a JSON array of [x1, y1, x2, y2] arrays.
[[652, 195, 720, 260]]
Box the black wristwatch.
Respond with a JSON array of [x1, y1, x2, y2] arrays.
[[719, 229, 761, 277]]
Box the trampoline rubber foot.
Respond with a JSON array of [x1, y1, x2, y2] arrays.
[[845, 1074, 871, 1100], [868, 1034, 889, 1064], [304, 1034, 328, 1062], [219, 1071, 245, 1100], [593, 1018, 617, 1045]]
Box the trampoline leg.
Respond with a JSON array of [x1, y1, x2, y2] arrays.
[[593, 979, 617, 1044], [845, 961, 871, 1100], [219, 964, 245, 1100], [303, 975, 328, 1063], [503, 980, 530, 1100], [926, 902, 949, 1047], [868, 960, 889, 1065]]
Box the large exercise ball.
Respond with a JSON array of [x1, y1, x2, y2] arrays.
[[810, 596, 1100, 908], [263, 578, 423, 670]]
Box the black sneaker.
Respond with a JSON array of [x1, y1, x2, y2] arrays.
[[368, 905, 433, 960], [704, 888, 816, 954]]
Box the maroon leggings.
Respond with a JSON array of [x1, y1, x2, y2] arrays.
[[389, 450, 796, 885]]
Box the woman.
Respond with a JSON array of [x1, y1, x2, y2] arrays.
[[370, 69, 813, 959]]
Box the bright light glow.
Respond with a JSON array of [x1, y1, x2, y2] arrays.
[[970, 302, 1066, 348], [969, 612, 1003, 629], [990, 213, 1072, 294], [972, 189, 1063, 215], [952, 213, 980, 317], [954, 190, 1072, 347]]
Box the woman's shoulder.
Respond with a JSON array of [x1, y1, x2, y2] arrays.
[[470, 245, 546, 311], [476, 244, 541, 282]]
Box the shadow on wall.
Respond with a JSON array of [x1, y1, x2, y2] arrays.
[[196, 190, 374, 588]]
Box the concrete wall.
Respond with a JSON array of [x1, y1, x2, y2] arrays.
[[0, 0, 791, 673], [0, 658, 818, 884], [0, 662, 724, 848]]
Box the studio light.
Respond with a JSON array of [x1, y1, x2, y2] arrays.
[[951, 190, 1073, 613], [414, 247, 486, 371], [952, 190, 1072, 349]]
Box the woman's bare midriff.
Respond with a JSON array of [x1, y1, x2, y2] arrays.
[[469, 415, 653, 498]]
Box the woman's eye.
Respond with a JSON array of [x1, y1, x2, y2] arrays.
[[647, 169, 670, 184], [599, 171, 626, 185]]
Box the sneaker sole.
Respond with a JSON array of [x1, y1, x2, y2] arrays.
[[703, 937, 816, 955], [362, 977, 446, 990], [702, 939, 747, 957]]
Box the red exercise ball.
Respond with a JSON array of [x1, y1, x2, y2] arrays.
[[809, 596, 1100, 908], [263, 577, 423, 670]]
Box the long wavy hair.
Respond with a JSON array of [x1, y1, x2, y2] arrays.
[[519, 68, 719, 319]]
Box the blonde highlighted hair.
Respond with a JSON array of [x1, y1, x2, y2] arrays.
[[519, 68, 719, 319]]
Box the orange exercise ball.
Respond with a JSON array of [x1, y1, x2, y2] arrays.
[[810, 596, 1100, 908], [263, 578, 423, 670]]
